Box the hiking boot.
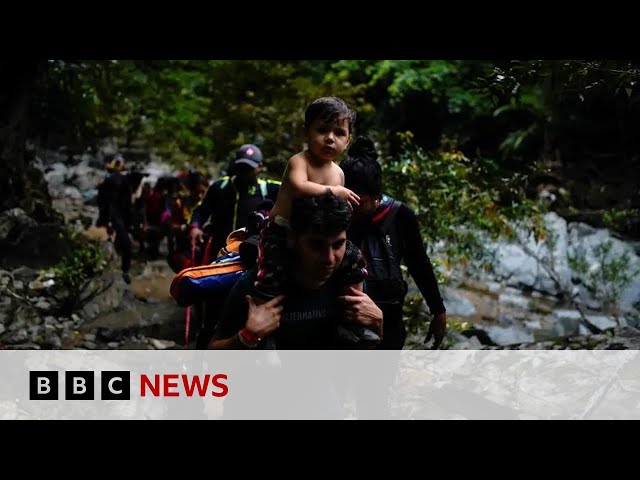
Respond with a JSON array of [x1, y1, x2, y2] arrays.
[[123, 272, 131, 284]]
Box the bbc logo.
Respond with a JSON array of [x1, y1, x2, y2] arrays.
[[29, 371, 131, 400]]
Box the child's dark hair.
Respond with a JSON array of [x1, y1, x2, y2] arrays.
[[290, 191, 352, 236], [304, 97, 357, 134], [340, 136, 382, 198]]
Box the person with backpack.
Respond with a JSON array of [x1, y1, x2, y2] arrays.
[[337, 136, 448, 418], [96, 154, 146, 284], [188, 144, 280, 257], [209, 191, 383, 351], [182, 145, 279, 348], [209, 192, 383, 418], [340, 137, 447, 349]]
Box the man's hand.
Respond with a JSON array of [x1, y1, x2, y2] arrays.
[[245, 294, 285, 339], [339, 286, 383, 336], [425, 312, 447, 348], [190, 226, 204, 246]]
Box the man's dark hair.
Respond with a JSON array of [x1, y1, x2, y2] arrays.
[[304, 96, 357, 134], [340, 136, 382, 198], [290, 192, 352, 236], [228, 161, 256, 178]]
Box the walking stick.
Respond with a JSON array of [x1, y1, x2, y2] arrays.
[[184, 243, 197, 348]]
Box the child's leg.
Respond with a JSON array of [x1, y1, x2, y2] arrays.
[[252, 216, 289, 301], [337, 242, 380, 346], [337, 240, 368, 288]]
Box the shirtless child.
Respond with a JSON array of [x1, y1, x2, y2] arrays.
[[253, 96, 380, 347]]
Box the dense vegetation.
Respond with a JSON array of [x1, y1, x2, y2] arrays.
[[3, 60, 640, 263]]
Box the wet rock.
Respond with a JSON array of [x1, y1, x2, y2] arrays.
[[490, 213, 572, 296], [97, 328, 122, 342], [0, 208, 37, 242], [497, 315, 515, 326], [78, 269, 127, 321], [485, 281, 503, 293], [484, 325, 535, 346], [150, 338, 176, 350], [35, 300, 51, 311], [524, 319, 542, 329], [442, 287, 477, 317], [584, 315, 617, 332], [43, 162, 69, 187], [2, 220, 69, 270], [69, 163, 105, 191], [498, 292, 530, 310], [551, 313, 581, 337], [28, 280, 47, 295], [42, 334, 62, 349], [62, 186, 83, 200], [8, 307, 38, 332], [7, 343, 41, 350], [4, 329, 29, 344], [451, 336, 484, 350]]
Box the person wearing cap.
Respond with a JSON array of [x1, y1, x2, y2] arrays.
[[106, 154, 126, 173], [188, 144, 281, 257]]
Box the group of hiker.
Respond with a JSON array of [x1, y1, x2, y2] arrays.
[[96, 155, 208, 279], [200, 98, 447, 353], [207, 97, 448, 418], [96, 96, 449, 417], [97, 96, 447, 351]]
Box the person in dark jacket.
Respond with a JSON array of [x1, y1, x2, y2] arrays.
[[340, 137, 447, 349], [96, 154, 145, 284], [337, 137, 448, 418], [188, 144, 280, 256]]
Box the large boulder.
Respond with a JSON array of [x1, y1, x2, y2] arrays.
[[0, 208, 69, 270]]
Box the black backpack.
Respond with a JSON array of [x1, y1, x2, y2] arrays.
[[362, 200, 408, 308]]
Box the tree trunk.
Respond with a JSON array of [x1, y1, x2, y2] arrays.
[[0, 60, 59, 222]]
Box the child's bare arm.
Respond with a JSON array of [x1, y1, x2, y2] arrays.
[[288, 156, 360, 205], [287, 154, 334, 196]]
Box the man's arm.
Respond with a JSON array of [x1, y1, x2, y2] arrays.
[[398, 205, 447, 346], [339, 285, 384, 336], [189, 182, 217, 228], [209, 274, 250, 349], [399, 205, 446, 316], [209, 271, 284, 349], [189, 182, 218, 244]]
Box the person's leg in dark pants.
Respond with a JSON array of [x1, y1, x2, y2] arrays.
[[112, 217, 132, 283], [353, 314, 406, 418]]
